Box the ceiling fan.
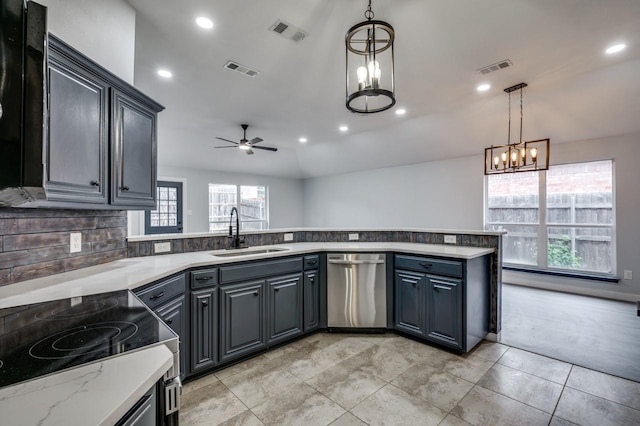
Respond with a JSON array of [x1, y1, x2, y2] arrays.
[[215, 124, 277, 155]]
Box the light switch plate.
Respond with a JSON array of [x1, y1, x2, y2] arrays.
[[284, 233, 294, 241], [70, 232, 82, 253], [444, 235, 457, 244], [348, 233, 359, 241], [154, 242, 171, 253], [624, 270, 633, 280]]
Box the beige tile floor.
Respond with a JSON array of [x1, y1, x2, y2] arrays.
[[180, 333, 640, 426]]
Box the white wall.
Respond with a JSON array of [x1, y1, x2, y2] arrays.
[[303, 133, 640, 298], [35, 0, 136, 83], [129, 165, 304, 235]]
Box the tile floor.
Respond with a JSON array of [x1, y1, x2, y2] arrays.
[[180, 333, 640, 426]]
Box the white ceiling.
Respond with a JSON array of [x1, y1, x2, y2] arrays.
[[128, 0, 640, 179]]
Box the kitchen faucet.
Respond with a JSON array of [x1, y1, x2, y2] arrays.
[[228, 207, 244, 249]]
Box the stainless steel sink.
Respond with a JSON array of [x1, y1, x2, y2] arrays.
[[212, 248, 289, 258]]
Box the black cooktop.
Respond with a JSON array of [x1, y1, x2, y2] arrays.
[[0, 290, 176, 388]]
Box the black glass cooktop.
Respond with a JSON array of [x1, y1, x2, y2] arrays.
[[0, 290, 176, 388]]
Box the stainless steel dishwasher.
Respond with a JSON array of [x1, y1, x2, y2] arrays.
[[327, 253, 387, 328]]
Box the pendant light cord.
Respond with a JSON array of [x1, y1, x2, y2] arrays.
[[365, 0, 374, 20], [519, 86, 524, 145], [507, 91, 511, 146]]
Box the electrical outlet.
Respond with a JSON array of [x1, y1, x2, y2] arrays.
[[284, 233, 294, 241], [624, 270, 633, 280], [154, 242, 171, 253], [348, 233, 359, 241], [70, 232, 82, 253], [444, 235, 457, 244]]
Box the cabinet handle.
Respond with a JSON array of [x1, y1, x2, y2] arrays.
[[195, 276, 213, 281], [274, 288, 280, 292], [166, 319, 173, 325], [310, 278, 314, 284], [308, 260, 318, 265], [419, 262, 433, 269], [90, 181, 100, 187], [253, 291, 259, 296], [202, 300, 209, 306], [434, 285, 449, 291], [149, 292, 164, 300], [121, 186, 130, 191]]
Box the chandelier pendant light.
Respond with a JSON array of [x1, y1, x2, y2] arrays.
[[484, 82, 550, 175], [345, 0, 395, 113]]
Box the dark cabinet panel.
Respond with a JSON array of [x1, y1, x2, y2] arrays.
[[303, 270, 320, 332], [136, 273, 185, 311], [46, 48, 108, 204], [394, 270, 426, 337], [156, 296, 186, 380], [111, 89, 157, 208], [220, 280, 266, 363], [268, 274, 303, 345], [191, 288, 218, 374], [426, 277, 462, 349]]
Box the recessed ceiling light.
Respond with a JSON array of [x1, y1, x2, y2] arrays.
[[395, 108, 406, 115], [605, 43, 626, 54], [195, 17, 214, 29], [157, 69, 172, 78], [299, 137, 308, 143], [339, 125, 349, 132], [477, 83, 491, 92]]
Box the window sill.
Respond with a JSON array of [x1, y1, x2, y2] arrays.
[[503, 266, 619, 283]]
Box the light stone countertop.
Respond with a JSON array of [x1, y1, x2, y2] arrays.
[[0, 344, 174, 426], [0, 242, 494, 309]]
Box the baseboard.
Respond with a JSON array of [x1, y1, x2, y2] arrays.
[[485, 332, 501, 342], [503, 270, 639, 302]]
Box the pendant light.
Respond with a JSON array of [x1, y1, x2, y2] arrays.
[[484, 83, 550, 175], [345, 0, 395, 113]]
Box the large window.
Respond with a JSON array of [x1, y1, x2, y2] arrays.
[[486, 160, 614, 275], [208, 184, 268, 232]]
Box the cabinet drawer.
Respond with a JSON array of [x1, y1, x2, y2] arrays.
[[136, 274, 185, 310], [191, 268, 218, 289], [303, 255, 320, 270], [219, 257, 303, 284], [395, 255, 463, 278]]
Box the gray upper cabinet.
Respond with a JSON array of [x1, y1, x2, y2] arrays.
[[267, 274, 303, 345], [46, 40, 109, 204], [110, 89, 157, 208], [220, 280, 267, 363], [38, 35, 163, 210]]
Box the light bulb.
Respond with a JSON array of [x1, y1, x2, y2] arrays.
[[368, 61, 380, 78], [493, 156, 499, 168], [239, 144, 250, 150], [530, 147, 538, 160], [501, 152, 507, 164], [511, 151, 518, 163], [357, 66, 368, 84]]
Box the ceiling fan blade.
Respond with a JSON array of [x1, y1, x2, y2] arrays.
[[216, 137, 239, 145], [214, 146, 238, 149], [252, 145, 278, 152], [249, 137, 263, 144], [246, 149, 254, 155]]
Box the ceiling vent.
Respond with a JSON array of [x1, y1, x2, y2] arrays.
[[477, 59, 513, 75], [223, 60, 260, 77], [268, 19, 308, 43]]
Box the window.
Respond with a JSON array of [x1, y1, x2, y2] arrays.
[[208, 184, 268, 232], [486, 160, 614, 275], [145, 181, 183, 234]]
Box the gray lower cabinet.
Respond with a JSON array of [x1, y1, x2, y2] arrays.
[[268, 274, 303, 345], [116, 384, 156, 426], [394, 270, 426, 337], [190, 287, 218, 374], [156, 296, 186, 380], [303, 270, 320, 332], [425, 276, 462, 348], [220, 280, 267, 363]]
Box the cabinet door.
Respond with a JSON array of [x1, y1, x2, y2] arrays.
[[268, 274, 303, 345], [111, 88, 157, 208], [394, 270, 426, 337], [190, 288, 218, 374], [156, 296, 186, 380], [46, 47, 108, 204], [220, 280, 266, 363], [426, 276, 462, 350], [303, 270, 320, 332]]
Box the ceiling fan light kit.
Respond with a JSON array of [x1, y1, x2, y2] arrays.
[[215, 124, 278, 155], [484, 82, 550, 175], [345, 0, 396, 114]]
